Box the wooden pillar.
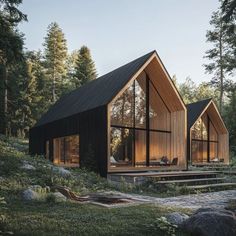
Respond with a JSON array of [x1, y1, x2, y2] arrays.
[[146, 73, 150, 166]]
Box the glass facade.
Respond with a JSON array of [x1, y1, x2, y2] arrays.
[[191, 114, 218, 163], [110, 74, 172, 168]]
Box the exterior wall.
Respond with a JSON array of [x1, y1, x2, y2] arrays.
[[218, 133, 229, 164], [188, 128, 229, 165], [171, 110, 187, 169], [29, 106, 108, 177]]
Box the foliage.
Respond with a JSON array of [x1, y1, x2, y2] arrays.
[[223, 83, 236, 156], [222, 0, 236, 22], [45, 193, 56, 204], [0, 0, 26, 135], [74, 45, 97, 87], [204, 4, 235, 112], [153, 216, 177, 236], [0, 136, 192, 236], [80, 144, 98, 173], [43, 22, 68, 103]]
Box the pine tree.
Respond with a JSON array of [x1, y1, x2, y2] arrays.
[[223, 83, 236, 156], [0, 0, 26, 135], [204, 9, 234, 113], [177, 77, 197, 104], [44, 22, 67, 103], [75, 46, 97, 87]]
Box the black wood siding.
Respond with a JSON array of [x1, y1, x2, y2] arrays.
[[29, 105, 108, 177]]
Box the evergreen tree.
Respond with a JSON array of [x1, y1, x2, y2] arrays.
[[177, 77, 197, 104], [204, 9, 234, 113], [44, 22, 67, 103], [223, 83, 236, 157], [0, 0, 26, 135], [222, 0, 236, 22], [75, 45, 97, 87]]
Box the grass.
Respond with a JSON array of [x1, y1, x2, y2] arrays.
[[0, 135, 191, 236], [4, 201, 190, 236]]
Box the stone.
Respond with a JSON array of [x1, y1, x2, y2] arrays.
[[166, 212, 189, 226], [52, 192, 67, 202], [181, 208, 236, 236], [0, 176, 5, 182], [53, 167, 71, 177], [21, 162, 36, 170], [22, 189, 40, 201]]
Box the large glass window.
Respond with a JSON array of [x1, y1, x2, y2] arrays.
[[149, 82, 171, 131], [53, 135, 80, 165], [110, 74, 171, 168], [191, 114, 218, 163], [150, 132, 171, 166], [110, 127, 134, 167]]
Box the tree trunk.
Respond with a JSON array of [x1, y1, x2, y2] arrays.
[[52, 75, 56, 103], [0, 64, 9, 135], [219, 21, 224, 114]]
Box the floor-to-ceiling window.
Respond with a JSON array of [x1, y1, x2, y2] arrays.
[[191, 113, 218, 163], [53, 135, 80, 165], [110, 74, 171, 168]]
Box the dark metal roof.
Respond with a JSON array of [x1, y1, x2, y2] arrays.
[[186, 98, 212, 130], [35, 50, 155, 127]]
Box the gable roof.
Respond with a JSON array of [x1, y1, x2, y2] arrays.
[[186, 98, 212, 130], [35, 50, 155, 127]]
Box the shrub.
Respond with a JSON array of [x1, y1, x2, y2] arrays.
[[45, 193, 56, 204]]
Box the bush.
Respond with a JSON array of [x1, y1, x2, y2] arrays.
[[45, 194, 56, 204]]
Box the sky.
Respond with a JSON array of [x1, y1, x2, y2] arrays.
[[18, 0, 219, 84]]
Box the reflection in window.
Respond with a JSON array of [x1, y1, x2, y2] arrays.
[[191, 141, 208, 163], [110, 73, 172, 168], [135, 76, 146, 128], [135, 130, 146, 166], [149, 82, 171, 131], [110, 128, 133, 167], [150, 132, 171, 165], [110, 83, 134, 127], [192, 114, 208, 140], [53, 135, 79, 165], [191, 114, 218, 163]]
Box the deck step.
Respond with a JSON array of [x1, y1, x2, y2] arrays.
[[149, 172, 218, 181], [186, 182, 236, 190], [157, 177, 225, 185]]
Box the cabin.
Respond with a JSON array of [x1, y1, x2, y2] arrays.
[[29, 50, 187, 177], [187, 99, 229, 165]]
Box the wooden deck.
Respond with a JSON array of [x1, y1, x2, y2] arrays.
[[107, 170, 220, 185]]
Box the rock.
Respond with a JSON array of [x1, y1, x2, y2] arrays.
[[21, 163, 36, 170], [195, 207, 235, 217], [166, 212, 189, 226], [53, 167, 71, 177], [181, 208, 236, 236], [22, 189, 40, 201], [52, 192, 67, 202]]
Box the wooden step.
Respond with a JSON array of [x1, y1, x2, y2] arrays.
[[157, 177, 225, 185], [149, 172, 218, 181], [186, 182, 236, 190]]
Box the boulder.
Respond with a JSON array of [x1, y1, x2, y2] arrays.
[[181, 208, 236, 236], [52, 192, 67, 202], [166, 212, 189, 226], [21, 162, 36, 170], [53, 167, 71, 177], [22, 189, 40, 201]]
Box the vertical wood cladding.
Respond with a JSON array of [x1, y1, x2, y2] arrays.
[[29, 106, 108, 177]]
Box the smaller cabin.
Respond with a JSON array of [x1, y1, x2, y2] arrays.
[[187, 99, 229, 165]]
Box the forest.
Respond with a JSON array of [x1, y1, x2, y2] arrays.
[[0, 0, 235, 157]]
